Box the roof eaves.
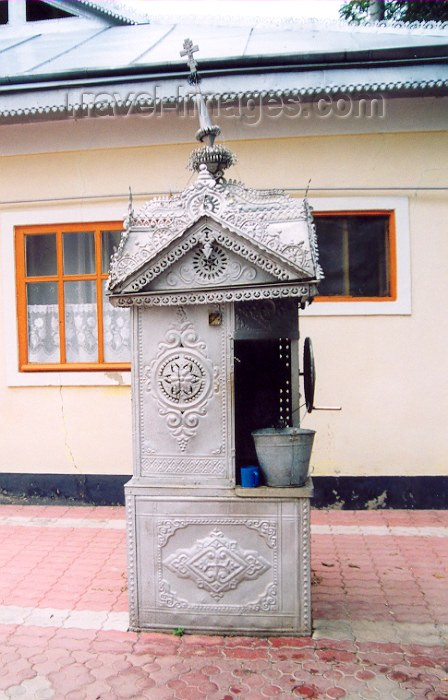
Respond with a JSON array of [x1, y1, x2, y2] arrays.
[[0, 80, 448, 125], [1, 76, 447, 125], [70, 0, 150, 25]]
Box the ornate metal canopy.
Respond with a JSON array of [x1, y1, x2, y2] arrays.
[[107, 40, 322, 308]]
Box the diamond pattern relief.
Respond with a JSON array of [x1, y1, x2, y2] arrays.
[[163, 529, 271, 600]]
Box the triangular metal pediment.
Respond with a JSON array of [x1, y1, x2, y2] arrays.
[[147, 238, 276, 292], [108, 168, 322, 296], [120, 219, 300, 295]]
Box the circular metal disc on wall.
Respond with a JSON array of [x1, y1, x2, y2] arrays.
[[303, 337, 315, 413]]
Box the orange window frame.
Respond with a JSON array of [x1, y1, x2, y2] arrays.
[[15, 222, 130, 372], [313, 210, 397, 303]]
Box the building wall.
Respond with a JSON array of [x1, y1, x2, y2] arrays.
[[0, 128, 447, 484]]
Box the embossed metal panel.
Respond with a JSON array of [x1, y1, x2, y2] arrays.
[[108, 168, 322, 296], [133, 304, 233, 485], [150, 234, 275, 291], [126, 486, 312, 635]]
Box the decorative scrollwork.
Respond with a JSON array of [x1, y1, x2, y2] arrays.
[[159, 580, 188, 609], [108, 164, 322, 295], [164, 245, 259, 289], [243, 583, 278, 613], [144, 320, 219, 451], [158, 519, 188, 547], [156, 517, 279, 612], [163, 529, 271, 600], [157, 579, 278, 613], [113, 282, 318, 308], [129, 225, 280, 293], [245, 520, 277, 549]]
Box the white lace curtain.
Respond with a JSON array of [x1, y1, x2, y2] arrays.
[[27, 303, 130, 364], [26, 230, 130, 364]]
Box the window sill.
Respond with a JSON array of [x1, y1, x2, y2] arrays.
[[302, 297, 410, 316], [20, 362, 131, 372]]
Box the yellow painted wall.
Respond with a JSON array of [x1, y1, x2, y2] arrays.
[[1, 131, 445, 198], [0, 130, 447, 476], [0, 387, 131, 474]]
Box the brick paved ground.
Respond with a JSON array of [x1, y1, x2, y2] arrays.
[[0, 506, 447, 699]]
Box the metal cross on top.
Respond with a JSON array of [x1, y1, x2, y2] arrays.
[[180, 38, 200, 85]]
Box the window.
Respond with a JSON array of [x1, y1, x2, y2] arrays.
[[15, 223, 131, 372], [314, 211, 396, 302]]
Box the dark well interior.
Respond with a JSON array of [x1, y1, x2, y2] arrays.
[[234, 338, 293, 482]]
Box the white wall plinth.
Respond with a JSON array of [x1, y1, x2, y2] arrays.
[[125, 480, 313, 636]]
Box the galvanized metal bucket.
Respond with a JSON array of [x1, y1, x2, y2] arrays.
[[251, 427, 315, 487]]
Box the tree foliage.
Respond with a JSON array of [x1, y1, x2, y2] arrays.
[[339, 0, 448, 24]]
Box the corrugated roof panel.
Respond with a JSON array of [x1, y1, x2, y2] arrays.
[[0, 17, 447, 98], [246, 25, 448, 56], [246, 28, 310, 57], [0, 33, 41, 55], [1, 28, 106, 75], [132, 24, 251, 65], [24, 24, 175, 74]]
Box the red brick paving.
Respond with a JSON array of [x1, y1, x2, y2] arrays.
[[0, 506, 447, 699]]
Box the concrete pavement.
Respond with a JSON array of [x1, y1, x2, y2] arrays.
[[0, 505, 447, 699]]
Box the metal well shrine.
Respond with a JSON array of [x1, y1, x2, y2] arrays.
[[107, 41, 322, 635]]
